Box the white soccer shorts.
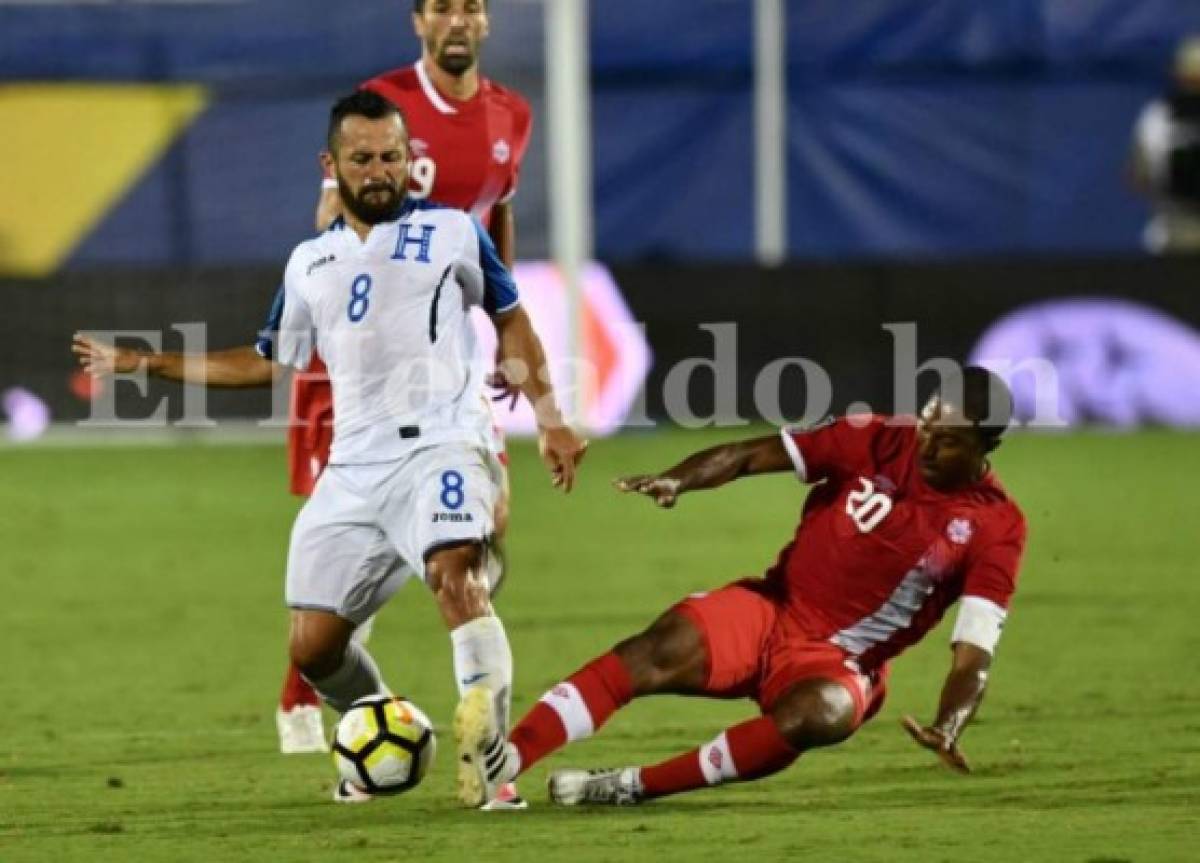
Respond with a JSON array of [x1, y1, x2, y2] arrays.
[[285, 443, 502, 624]]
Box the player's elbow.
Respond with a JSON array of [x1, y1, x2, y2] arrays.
[[230, 351, 278, 387], [743, 435, 794, 477], [249, 359, 280, 387]]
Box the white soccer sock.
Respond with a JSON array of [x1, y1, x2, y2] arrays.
[[305, 642, 387, 714], [352, 614, 376, 645], [450, 615, 514, 732]]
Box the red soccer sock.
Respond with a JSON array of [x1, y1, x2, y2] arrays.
[[640, 715, 799, 800], [509, 651, 634, 774], [279, 662, 321, 711]]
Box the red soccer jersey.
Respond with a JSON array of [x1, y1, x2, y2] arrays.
[[286, 63, 531, 495], [363, 62, 533, 225], [773, 415, 1027, 671]]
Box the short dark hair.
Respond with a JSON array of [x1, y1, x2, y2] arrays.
[[413, 0, 487, 12], [942, 365, 1014, 452], [327, 90, 404, 152]]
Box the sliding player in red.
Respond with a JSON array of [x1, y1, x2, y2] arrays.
[[278, 0, 531, 792], [455, 367, 1026, 806]]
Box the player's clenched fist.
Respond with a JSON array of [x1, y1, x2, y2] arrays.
[[72, 333, 140, 377], [539, 425, 588, 493], [614, 474, 683, 508]]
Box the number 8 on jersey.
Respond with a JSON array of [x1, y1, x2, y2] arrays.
[[348, 274, 373, 323]]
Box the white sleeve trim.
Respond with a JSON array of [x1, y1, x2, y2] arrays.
[[778, 427, 808, 483], [951, 596, 1007, 655]]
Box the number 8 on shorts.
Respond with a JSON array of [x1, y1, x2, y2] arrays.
[[440, 470, 465, 511]]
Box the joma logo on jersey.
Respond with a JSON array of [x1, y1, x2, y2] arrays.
[[307, 254, 336, 276], [431, 512, 474, 523]]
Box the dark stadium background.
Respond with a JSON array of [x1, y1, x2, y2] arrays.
[[1, 4, 1198, 862], [4, 0, 1200, 429]]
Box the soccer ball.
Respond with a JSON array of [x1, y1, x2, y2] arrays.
[[332, 695, 436, 795]]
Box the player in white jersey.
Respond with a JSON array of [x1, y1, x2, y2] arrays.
[[72, 91, 587, 806]]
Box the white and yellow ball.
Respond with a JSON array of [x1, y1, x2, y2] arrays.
[[332, 695, 436, 795]]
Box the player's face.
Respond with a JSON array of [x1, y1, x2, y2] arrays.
[[917, 397, 987, 490], [329, 115, 410, 225], [413, 0, 490, 76]]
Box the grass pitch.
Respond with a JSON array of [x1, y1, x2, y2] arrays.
[[1, 428, 1197, 862]]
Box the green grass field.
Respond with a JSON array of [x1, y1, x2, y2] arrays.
[[1, 429, 1197, 862]]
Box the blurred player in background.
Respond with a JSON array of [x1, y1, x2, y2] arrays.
[[74, 91, 584, 807], [281, 0, 533, 762], [455, 368, 1026, 808], [1131, 36, 1200, 253]]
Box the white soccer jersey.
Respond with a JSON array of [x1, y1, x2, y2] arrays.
[[256, 200, 519, 465]]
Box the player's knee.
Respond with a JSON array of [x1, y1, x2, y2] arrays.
[[426, 542, 489, 625], [288, 611, 354, 679], [426, 542, 484, 594], [288, 633, 344, 681], [614, 611, 705, 694], [770, 681, 858, 751]]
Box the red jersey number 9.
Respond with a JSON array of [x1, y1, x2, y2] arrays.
[[409, 156, 436, 199]]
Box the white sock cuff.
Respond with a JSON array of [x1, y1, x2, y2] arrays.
[[309, 642, 386, 714], [698, 731, 738, 786], [539, 682, 595, 742], [450, 615, 506, 648]]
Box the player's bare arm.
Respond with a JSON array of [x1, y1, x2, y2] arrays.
[[72, 333, 277, 388], [616, 434, 794, 508], [484, 201, 522, 409], [901, 641, 992, 774], [314, 180, 343, 232], [488, 201, 516, 268], [490, 305, 588, 492]]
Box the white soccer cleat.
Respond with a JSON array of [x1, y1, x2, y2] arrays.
[[480, 782, 529, 812], [547, 768, 644, 806], [453, 685, 518, 808], [332, 778, 374, 804], [276, 705, 328, 754]]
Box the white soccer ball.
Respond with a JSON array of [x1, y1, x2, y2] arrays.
[[332, 695, 436, 795]]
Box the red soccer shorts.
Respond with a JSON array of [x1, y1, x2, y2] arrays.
[[674, 579, 888, 727]]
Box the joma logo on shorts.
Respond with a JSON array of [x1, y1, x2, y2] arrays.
[[431, 513, 474, 523]]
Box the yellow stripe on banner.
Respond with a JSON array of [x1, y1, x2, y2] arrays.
[[0, 84, 208, 276]]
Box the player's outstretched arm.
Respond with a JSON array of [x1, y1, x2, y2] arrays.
[[615, 434, 793, 508], [901, 641, 993, 774], [490, 307, 588, 492], [484, 201, 522, 410], [72, 334, 277, 388]]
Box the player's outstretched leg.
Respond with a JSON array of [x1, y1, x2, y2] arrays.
[[456, 610, 709, 805], [428, 542, 524, 809], [549, 678, 858, 806]]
